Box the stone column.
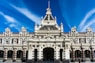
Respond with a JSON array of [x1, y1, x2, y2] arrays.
[[55, 48, 60, 60], [54, 48, 60, 63], [28, 49, 34, 60], [90, 48, 94, 61], [62, 48, 70, 63], [62, 49, 65, 60], [81, 48, 85, 62], [13, 48, 17, 62], [22, 48, 26, 62], [38, 48, 43, 61], [65, 49, 70, 60], [72, 49, 75, 62], [27, 43, 34, 63], [3, 48, 7, 62]]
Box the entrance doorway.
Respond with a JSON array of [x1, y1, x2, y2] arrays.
[[43, 47, 54, 61]]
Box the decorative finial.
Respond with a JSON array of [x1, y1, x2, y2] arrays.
[[48, 0, 50, 8], [46, 0, 51, 15]]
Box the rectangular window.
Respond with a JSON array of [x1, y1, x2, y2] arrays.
[[79, 38, 86, 43], [6, 40, 9, 44], [12, 38, 18, 44]]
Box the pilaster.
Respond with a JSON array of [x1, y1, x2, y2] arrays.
[[90, 48, 94, 62], [28, 49, 34, 60], [13, 48, 17, 62], [81, 48, 85, 62], [38, 48, 43, 61], [55, 48, 60, 60], [22, 48, 27, 62], [3, 48, 7, 62], [71, 48, 75, 62]]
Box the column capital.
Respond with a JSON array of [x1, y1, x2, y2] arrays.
[[3, 49, 8, 61], [13, 50, 17, 62]]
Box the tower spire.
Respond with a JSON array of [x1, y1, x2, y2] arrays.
[[48, 0, 50, 8], [46, 0, 51, 15]]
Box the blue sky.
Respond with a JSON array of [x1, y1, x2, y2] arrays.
[[0, 0, 95, 32]]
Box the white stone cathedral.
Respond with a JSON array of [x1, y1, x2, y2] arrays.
[[0, 1, 95, 63]]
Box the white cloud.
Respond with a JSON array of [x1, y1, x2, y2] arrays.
[[81, 19, 95, 32], [0, 12, 16, 23], [78, 8, 95, 30], [9, 24, 16, 27], [9, 24, 20, 31], [10, 4, 41, 24], [4, 15, 16, 23], [0, 11, 21, 31]]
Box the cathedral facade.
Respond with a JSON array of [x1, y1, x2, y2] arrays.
[[0, 2, 95, 63]]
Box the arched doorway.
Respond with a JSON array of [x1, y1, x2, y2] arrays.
[[43, 47, 54, 61], [75, 50, 81, 58], [7, 50, 13, 58], [0, 50, 4, 58], [17, 50, 23, 59], [85, 50, 90, 58]]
